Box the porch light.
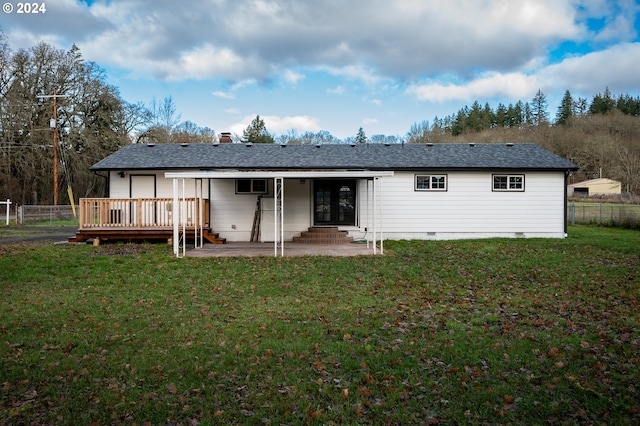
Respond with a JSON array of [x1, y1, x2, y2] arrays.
[[118, 171, 126, 178]]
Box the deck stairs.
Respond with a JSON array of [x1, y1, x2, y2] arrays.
[[292, 226, 353, 244]]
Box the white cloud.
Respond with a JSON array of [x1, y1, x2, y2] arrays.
[[4, 0, 616, 83], [322, 64, 382, 86], [363, 118, 379, 125], [283, 70, 305, 85], [407, 73, 538, 103], [539, 42, 640, 93], [327, 86, 346, 95], [406, 40, 640, 105], [213, 91, 235, 99], [371, 99, 382, 106], [211, 79, 258, 101]]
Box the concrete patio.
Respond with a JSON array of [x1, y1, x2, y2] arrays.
[[186, 242, 382, 257]]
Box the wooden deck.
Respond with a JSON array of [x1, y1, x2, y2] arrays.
[[69, 198, 225, 244]]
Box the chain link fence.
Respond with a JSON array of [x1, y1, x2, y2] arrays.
[[16, 205, 78, 225], [568, 203, 640, 229]]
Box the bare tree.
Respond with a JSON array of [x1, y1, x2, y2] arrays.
[[0, 39, 132, 203]]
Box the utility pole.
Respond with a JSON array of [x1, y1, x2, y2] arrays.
[[39, 90, 68, 205]]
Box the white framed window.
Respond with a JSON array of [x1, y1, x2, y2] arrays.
[[415, 174, 447, 191], [492, 174, 524, 191], [236, 179, 268, 194]]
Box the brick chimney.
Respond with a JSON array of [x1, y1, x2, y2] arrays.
[[219, 132, 232, 143]]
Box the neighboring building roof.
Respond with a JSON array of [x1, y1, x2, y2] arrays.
[[90, 142, 578, 172], [567, 177, 621, 187]]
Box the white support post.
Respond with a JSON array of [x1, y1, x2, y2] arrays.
[[195, 179, 203, 248], [373, 177, 377, 255], [172, 179, 179, 256], [274, 178, 278, 257], [280, 178, 284, 257], [379, 177, 384, 255], [181, 179, 186, 258], [366, 181, 370, 249], [274, 177, 284, 257]]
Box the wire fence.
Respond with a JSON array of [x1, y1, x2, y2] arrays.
[[16, 205, 78, 225], [568, 203, 640, 229], [8, 202, 640, 229]]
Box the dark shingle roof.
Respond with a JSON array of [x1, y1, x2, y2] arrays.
[[90, 142, 578, 172]]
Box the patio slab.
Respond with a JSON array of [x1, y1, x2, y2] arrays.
[[186, 242, 381, 257]]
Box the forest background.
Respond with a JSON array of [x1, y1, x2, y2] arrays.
[[1, 39, 639, 205]]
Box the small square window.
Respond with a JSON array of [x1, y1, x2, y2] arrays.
[[493, 174, 524, 192], [416, 174, 447, 191], [252, 179, 266, 193], [236, 179, 268, 194]]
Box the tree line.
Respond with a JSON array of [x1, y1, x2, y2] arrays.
[[0, 36, 215, 205], [402, 88, 640, 193], [416, 88, 640, 136]]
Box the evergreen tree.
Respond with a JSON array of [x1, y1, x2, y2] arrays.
[[243, 115, 275, 144], [575, 97, 588, 117], [555, 90, 574, 126], [523, 102, 534, 127], [495, 103, 507, 127], [589, 87, 616, 114], [506, 102, 522, 128], [531, 89, 549, 126], [355, 127, 367, 144]]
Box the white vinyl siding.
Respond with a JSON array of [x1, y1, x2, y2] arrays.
[[209, 178, 310, 242], [372, 171, 566, 238], [110, 171, 207, 199]]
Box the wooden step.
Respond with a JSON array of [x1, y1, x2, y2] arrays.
[[291, 226, 353, 244], [203, 229, 226, 244]]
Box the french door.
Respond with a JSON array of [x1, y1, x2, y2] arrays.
[[314, 179, 356, 226]]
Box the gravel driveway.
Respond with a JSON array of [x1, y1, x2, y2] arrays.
[[0, 226, 78, 245]]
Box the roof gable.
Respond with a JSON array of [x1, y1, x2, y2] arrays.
[[90, 142, 578, 172]]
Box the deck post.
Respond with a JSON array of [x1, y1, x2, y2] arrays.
[[136, 199, 142, 228]]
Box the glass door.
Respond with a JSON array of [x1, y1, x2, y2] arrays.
[[314, 180, 356, 225]]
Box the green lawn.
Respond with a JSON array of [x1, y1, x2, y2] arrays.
[[1, 226, 639, 425]]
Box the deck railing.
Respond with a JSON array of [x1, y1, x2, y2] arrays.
[[78, 198, 209, 230]]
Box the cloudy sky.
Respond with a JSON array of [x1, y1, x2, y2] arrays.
[[2, 0, 640, 139]]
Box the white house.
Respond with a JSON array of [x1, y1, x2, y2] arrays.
[[76, 142, 577, 254]]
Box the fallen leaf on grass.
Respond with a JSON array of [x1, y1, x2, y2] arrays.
[[307, 409, 323, 420]]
